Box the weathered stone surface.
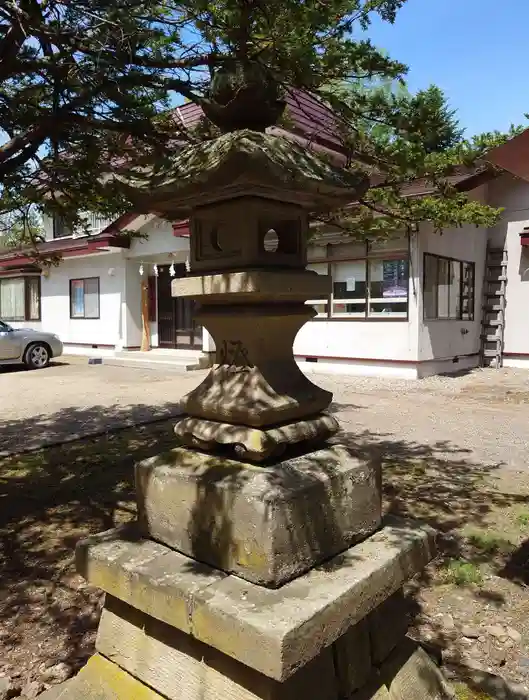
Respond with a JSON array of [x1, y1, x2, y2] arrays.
[[173, 413, 339, 463], [171, 269, 330, 303], [381, 639, 455, 700], [76, 524, 226, 635], [350, 681, 391, 700], [97, 596, 338, 700], [333, 618, 372, 694], [187, 197, 309, 273], [38, 655, 165, 700], [369, 589, 409, 664], [77, 518, 435, 681], [136, 445, 381, 587], [129, 130, 369, 220], [177, 304, 332, 428]]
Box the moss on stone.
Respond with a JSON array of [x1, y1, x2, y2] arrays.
[[453, 682, 493, 700], [124, 130, 369, 214]]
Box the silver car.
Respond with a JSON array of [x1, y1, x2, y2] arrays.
[[0, 321, 63, 369]]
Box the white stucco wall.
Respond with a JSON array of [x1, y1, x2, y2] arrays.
[[417, 220, 487, 366], [30, 196, 502, 377], [127, 218, 189, 260], [38, 253, 126, 347], [487, 174, 529, 361]]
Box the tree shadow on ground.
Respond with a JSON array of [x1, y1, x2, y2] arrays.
[[1, 411, 528, 688], [500, 538, 529, 586], [339, 428, 529, 676], [0, 406, 180, 686], [341, 427, 528, 569], [0, 399, 183, 456]]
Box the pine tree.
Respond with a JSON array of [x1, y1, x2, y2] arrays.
[[0, 0, 521, 248]]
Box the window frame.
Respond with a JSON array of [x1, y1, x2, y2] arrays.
[[69, 277, 100, 320], [53, 215, 73, 239], [0, 275, 41, 322], [307, 251, 410, 322], [422, 253, 475, 321]]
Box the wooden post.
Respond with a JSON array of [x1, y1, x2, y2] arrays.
[[140, 279, 150, 352]]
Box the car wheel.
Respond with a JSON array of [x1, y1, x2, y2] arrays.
[[24, 343, 50, 370]]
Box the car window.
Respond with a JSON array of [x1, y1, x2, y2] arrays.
[[0, 321, 11, 332]]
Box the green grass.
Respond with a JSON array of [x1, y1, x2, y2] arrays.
[[442, 559, 484, 586], [516, 510, 529, 528], [454, 683, 492, 700], [466, 530, 515, 555]]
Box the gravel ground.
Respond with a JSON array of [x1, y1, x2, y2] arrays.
[[2, 358, 529, 470], [320, 367, 529, 473], [0, 358, 203, 455]]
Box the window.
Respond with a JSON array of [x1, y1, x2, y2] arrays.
[[70, 277, 100, 319], [332, 260, 367, 318], [423, 254, 475, 320], [53, 215, 73, 239], [369, 258, 409, 318], [0, 276, 41, 321], [306, 255, 409, 320], [306, 263, 329, 317]]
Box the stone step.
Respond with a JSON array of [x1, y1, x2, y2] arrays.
[[105, 351, 205, 372]]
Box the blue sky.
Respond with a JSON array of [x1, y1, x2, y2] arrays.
[[365, 0, 528, 136]]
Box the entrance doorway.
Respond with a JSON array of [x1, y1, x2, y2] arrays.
[[157, 264, 202, 349]]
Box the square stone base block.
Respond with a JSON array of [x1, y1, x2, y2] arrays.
[[76, 518, 436, 682], [135, 444, 381, 587]]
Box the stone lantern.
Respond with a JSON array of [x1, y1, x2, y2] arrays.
[[48, 74, 449, 700], [148, 130, 369, 464]]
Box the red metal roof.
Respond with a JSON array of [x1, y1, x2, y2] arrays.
[[175, 88, 346, 153], [0, 231, 130, 267], [172, 221, 190, 237], [485, 129, 529, 181]]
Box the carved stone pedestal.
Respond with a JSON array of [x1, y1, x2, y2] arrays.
[[171, 270, 338, 462]]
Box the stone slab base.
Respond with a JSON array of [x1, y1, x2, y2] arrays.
[[77, 518, 435, 681], [38, 680, 75, 699], [136, 443, 381, 587], [42, 613, 454, 700]]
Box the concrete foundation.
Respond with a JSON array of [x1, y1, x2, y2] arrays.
[[136, 444, 381, 587]]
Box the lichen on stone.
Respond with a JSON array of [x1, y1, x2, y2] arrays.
[[123, 130, 368, 216], [158, 130, 365, 188]]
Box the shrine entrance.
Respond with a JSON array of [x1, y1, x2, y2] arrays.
[[156, 264, 202, 349]]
